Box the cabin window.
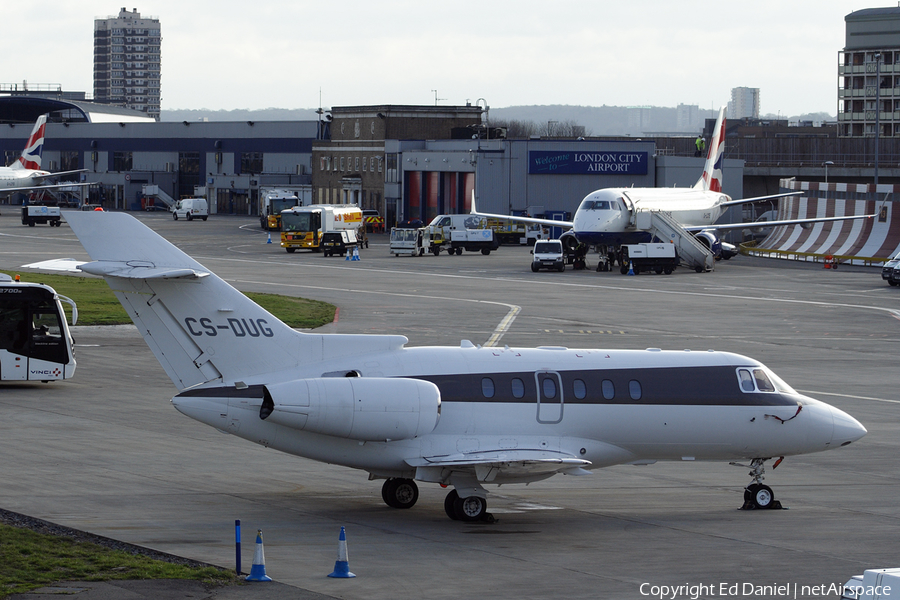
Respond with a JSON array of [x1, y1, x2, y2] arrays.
[[542, 377, 557, 399], [511, 378, 525, 399], [628, 380, 642, 401], [601, 379, 615, 400], [481, 377, 495, 398], [573, 379, 586, 400]]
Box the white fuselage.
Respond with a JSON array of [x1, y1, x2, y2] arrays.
[[172, 341, 864, 485], [572, 187, 731, 246], [0, 167, 49, 191]]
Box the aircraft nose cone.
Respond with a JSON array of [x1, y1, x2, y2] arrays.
[[830, 405, 867, 447]]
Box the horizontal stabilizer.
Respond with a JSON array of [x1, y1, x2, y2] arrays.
[[79, 261, 209, 280], [22, 258, 209, 280]]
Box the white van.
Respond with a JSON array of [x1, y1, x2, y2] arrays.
[[172, 198, 209, 221], [531, 239, 565, 272]]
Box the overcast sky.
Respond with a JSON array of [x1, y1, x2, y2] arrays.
[[0, 1, 880, 115]]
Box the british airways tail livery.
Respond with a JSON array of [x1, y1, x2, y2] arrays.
[[1, 115, 90, 195], [13, 114, 46, 171], [60, 211, 866, 521], [473, 107, 873, 263]]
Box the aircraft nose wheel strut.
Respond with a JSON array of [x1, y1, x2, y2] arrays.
[[732, 457, 784, 510]]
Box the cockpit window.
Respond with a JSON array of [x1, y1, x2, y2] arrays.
[[583, 200, 614, 210], [738, 369, 755, 392], [753, 370, 775, 392], [736, 367, 793, 394]]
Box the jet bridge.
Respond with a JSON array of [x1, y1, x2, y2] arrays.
[[634, 209, 715, 273]]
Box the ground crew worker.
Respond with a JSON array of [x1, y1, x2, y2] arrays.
[[694, 135, 706, 157]]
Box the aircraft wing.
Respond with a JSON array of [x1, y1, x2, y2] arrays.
[[469, 190, 575, 229], [407, 449, 592, 481], [717, 191, 802, 208], [683, 212, 876, 233], [1, 181, 95, 194], [470, 210, 575, 230], [32, 168, 90, 181]]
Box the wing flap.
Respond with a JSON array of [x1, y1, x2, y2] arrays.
[[407, 449, 591, 481]]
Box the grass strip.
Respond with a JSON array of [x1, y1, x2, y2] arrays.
[[0, 521, 238, 598], [1, 271, 335, 328]]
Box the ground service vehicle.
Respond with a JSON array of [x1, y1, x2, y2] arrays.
[[390, 228, 425, 256], [321, 230, 359, 257], [620, 243, 678, 274], [423, 214, 499, 255], [531, 240, 565, 272], [280, 204, 363, 253], [0, 274, 77, 382], [172, 198, 209, 221], [883, 251, 900, 285], [890, 263, 900, 287], [21, 204, 61, 227], [362, 209, 385, 233], [259, 189, 300, 230], [489, 218, 548, 245]]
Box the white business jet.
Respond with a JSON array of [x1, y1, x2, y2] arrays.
[[0, 115, 90, 196], [52, 211, 866, 521], [473, 107, 872, 263]]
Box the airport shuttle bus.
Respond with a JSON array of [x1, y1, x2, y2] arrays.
[[0, 274, 76, 382]]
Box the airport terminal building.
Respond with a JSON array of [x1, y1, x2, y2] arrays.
[[0, 98, 744, 230]]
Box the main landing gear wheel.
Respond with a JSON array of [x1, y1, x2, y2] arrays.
[[444, 489, 460, 520], [455, 495, 487, 521], [381, 478, 418, 509], [443, 490, 492, 522]]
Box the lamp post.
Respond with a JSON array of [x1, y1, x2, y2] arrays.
[[875, 53, 882, 187], [823, 160, 834, 184]]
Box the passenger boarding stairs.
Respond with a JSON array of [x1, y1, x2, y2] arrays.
[[634, 209, 715, 272], [141, 184, 176, 210]]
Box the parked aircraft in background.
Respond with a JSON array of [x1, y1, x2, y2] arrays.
[[39, 211, 867, 522], [473, 107, 873, 262], [0, 115, 90, 196]]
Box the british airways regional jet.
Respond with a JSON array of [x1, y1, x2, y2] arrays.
[[0, 115, 90, 195], [473, 108, 872, 263]]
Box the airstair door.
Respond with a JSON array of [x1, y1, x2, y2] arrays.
[[535, 370, 563, 424]]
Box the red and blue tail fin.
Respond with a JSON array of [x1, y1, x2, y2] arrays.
[[12, 115, 46, 171], [694, 107, 726, 192]]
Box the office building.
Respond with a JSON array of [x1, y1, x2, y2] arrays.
[[729, 87, 760, 120], [93, 8, 161, 120], [839, 7, 900, 137]]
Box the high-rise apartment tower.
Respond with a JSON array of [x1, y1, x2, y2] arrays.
[[93, 8, 161, 120]]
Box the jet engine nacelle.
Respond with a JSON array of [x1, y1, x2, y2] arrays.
[[693, 229, 723, 258], [260, 377, 441, 442]]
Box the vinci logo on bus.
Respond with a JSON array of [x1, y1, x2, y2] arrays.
[[529, 151, 648, 175]]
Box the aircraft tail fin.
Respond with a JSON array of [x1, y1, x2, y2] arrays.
[[12, 115, 46, 171], [694, 107, 726, 192], [63, 211, 310, 391]]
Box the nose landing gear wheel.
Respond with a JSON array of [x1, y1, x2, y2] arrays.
[[744, 483, 775, 509]]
